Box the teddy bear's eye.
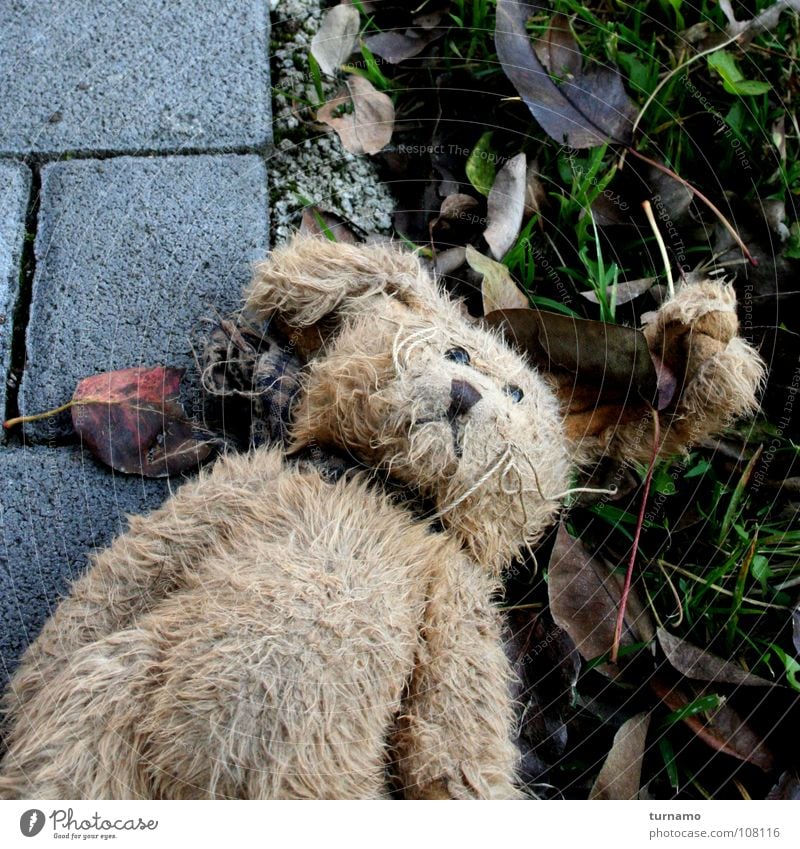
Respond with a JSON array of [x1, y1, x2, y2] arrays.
[[504, 384, 524, 403], [444, 347, 471, 366]]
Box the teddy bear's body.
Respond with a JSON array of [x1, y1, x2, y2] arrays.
[[0, 448, 515, 798], [0, 237, 764, 799]]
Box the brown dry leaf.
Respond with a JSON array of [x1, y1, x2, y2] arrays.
[[547, 523, 655, 677], [767, 770, 800, 800], [431, 194, 479, 237], [466, 245, 529, 314], [652, 679, 775, 771], [523, 160, 547, 219], [364, 26, 442, 63], [434, 246, 467, 275], [649, 351, 678, 412], [506, 609, 580, 785], [579, 277, 655, 306], [72, 367, 215, 477], [483, 308, 659, 404], [533, 12, 581, 79], [310, 3, 361, 75], [299, 207, 359, 243], [658, 628, 775, 687], [495, 1, 635, 148], [484, 153, 527, 260], [439, 193, 479, 219], [719, 0, 800, 44], [589, 712, 651, 800], [317, 76, 395, 155]]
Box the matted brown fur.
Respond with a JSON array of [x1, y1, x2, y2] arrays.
[[0, 237, 764, 799]]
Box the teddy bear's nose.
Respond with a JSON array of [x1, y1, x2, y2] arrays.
[[447, 379, 482, 420]]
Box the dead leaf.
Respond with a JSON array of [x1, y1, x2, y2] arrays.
[[547, 523, 655, 676], [413, 10, 444, 29], [767, 770, 800, 800], [649, 351, 678, 412], [483, 308, 659, 404], [648, 165, 694, 225], [72, 367, 214, 477], [364, 26, 442, 64], [719, 0, 800, 44], [317, 76, 395, 154], [495, 1, 635, 148], [310, 3, 361, 75], [523, 160, 547, 219], [434, 246, 467, 275], [763, 199, 790, 242], [652, 678, 775, 771], [792, 607, 800, 656], [438, 193, 479, 219], [506, 609, 581, 785], [484, 153, 527, 260], [772, 115, 787, 166], [300, 207, 359, 243], [579, 277, 655, 306], [466, 245, 529, 313], [589, 712, 650, 800], [533, 13, 581, 80], [658, 628, 775, 687]]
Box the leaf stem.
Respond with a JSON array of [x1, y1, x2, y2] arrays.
[[611, 406, 660, 663], [3, 399, 78, 429], [642, 199, 675, 299], [626, 147, 757, 266]]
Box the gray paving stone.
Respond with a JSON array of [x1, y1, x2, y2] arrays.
[[0, 161, 31, 416], [20, 154, 269, 442], [0, 444, 168, 690], [0, 1, 272, 156]]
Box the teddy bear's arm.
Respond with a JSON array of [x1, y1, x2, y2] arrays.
[[562, 280, 765, 466], [3, 448, 286, 723], [393, 555, 522, 799]]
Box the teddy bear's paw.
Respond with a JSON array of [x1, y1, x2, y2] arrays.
[[199, 314, 303, 447], [409, 768, 524, 800], [642, 278, 765, 452]]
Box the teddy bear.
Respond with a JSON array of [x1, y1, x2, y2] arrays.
[[0, 235, 764, 799]]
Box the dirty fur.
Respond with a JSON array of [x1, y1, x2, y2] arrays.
[[0, 237, 764, 799]]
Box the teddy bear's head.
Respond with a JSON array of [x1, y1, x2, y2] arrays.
[[246, 236, 571, 571]]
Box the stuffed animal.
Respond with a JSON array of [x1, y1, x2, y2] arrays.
[[0, 236, 763, 799]]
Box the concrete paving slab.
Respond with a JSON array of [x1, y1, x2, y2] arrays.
[[19, 154, 269, 442], [0, 161, 31, 417], [0, 1, 271, 156], [0, 444, 168, 690]]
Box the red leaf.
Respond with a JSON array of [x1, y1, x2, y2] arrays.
[[71, 366, 214, 477]]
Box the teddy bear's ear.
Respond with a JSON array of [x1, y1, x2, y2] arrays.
[[244, 234, 440, 331]]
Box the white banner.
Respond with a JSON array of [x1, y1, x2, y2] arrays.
[[0, 800, 797, 849]]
